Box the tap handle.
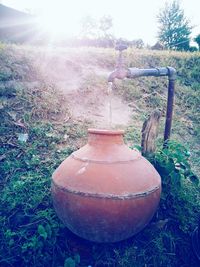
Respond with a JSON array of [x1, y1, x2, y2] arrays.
[[115, 43, 128, 69]]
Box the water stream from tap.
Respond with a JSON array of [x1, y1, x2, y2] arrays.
[[108, 82, 113, 129]]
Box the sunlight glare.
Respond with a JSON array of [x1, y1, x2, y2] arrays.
[[37, 3, 79, 39]]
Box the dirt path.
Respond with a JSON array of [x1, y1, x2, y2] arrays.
[[56, 67, 133, 129], [30, 51, 134, 129], [67, 87, 132, 129]]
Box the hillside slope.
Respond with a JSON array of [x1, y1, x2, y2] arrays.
[[0, 44, 199, 267], [1, 44, 199, 172]]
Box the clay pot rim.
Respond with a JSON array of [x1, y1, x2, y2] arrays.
[[88, 128, 124, 135]]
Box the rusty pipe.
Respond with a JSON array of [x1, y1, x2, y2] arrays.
[[108, 66, 176, 142], [128, 66, 176, 142], [129, 66, 176, 142], [127, 66, 176, 79], [164, 67, 176, 142]]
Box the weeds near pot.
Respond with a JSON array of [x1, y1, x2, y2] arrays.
[[150, 141, 199, 232], [113, 141, 199, 267]]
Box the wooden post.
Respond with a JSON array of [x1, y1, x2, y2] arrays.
[[141, 110, 161, 156]]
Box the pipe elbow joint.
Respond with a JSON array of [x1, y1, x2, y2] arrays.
[[167, 67, 177, 80]]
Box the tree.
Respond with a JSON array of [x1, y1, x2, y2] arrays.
[[80, 15, 113, 40], [131, 39, 144, 49], [80, 15, 97, 39], [157, 0, 192, 51], [194, 34, 200, 51], [99, 15, 113, 38]]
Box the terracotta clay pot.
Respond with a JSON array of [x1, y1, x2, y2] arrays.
[[51, 129, 161, 242]]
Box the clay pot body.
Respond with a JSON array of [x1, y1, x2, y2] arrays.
[[52, 129, 161, 242]]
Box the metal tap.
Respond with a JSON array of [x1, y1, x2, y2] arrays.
[[108, 43, 129, 83], [108, 44, 176, 142]]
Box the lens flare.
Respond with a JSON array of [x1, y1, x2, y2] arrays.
[[36, 3, 79, 39]]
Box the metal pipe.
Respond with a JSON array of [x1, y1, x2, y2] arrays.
[[127, 67, 169, 78], [164, 67, 176, 142], [127, 66, 176, 142], [108, 66, 176, 142]]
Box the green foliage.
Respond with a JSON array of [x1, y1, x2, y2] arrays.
[[0, 115, 85, 266], [38, 225, 48, 240], [113, 141, 199, 267], [157, 0, 192, 51], [131, 39, 144, 49], [194, 34, 200, 51], [150, 141, 199, 233], [64, 257, 76, 267], [64, 254, 80, 267], [189, 46, 198, 52], [153, 140, 198, 185]]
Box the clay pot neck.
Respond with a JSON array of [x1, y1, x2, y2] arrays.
[[88, 129, 125, 146]]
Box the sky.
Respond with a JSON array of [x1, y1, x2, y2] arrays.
[[1, 0, 200, 45]]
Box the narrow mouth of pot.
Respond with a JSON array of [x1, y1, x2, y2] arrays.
[[88, 128, 125, 135]]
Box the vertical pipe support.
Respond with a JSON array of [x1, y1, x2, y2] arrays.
[[164, 67, 176, 143]]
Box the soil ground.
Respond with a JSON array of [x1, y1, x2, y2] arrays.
[[39, 54, 133, 129]]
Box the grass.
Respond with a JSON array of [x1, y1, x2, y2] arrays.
[[0, 44, 199, 266]]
